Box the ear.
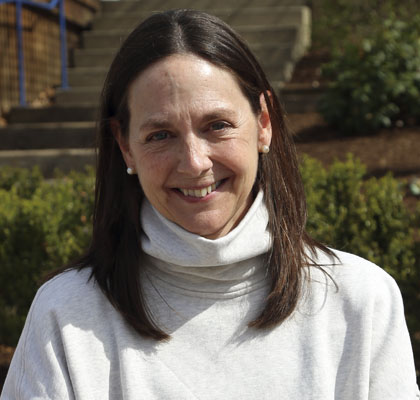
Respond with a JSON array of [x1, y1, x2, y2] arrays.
[[257, 92, 272, 150], [110, 118, 135, 171]]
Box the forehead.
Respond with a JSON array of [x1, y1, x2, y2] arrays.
[[127, 54, 251, 115]]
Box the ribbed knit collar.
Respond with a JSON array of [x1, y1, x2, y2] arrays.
[[140, 191, 272, 298]]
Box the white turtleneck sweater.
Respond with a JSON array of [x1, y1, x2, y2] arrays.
[[2, 192, 419, 399]]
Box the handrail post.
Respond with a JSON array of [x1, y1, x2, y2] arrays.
[[16, 0, 26, 105], [2, 0, 70, 105], [59, 0, 68, 89]]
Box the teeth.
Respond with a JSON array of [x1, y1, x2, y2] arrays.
[[179, 181, 221, 198]]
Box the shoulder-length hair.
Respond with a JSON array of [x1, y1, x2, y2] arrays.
[[74, 9, 333, 340]]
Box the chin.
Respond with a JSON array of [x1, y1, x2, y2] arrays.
[[184, 223, 225, 239], [177, 216, 229, 239]]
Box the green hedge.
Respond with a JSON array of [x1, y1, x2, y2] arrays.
[[0, 167, 94, 345], [301, 155, 417, 280], [312, 0, 420, 52], [0, 161, 419, 370], [318, 15, 420, 133]]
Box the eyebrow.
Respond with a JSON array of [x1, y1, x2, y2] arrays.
[[138, 107, 237, 131], [139, 118, 170, 131]]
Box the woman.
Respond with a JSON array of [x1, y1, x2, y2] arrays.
[[2, 9, 418, 399]]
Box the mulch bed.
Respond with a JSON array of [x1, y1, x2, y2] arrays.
[[0, 345, 14, 388], [289, 112, 420, 178]]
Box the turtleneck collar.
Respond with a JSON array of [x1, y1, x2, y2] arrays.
[[140, 190, 271, 267], [139, 191, 272, 298]]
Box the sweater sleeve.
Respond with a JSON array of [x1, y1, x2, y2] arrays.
[[368, 271, 419, 399], [1, 283, 75, 400]]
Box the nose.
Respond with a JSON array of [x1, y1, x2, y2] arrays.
[[176, 134, 213, 176]]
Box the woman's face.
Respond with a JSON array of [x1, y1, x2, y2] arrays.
[[116, 54, 272, 239]]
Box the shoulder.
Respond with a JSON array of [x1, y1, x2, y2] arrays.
[[36, 267, 96, 302], [307, 248, 403, 314], [2, 269, 109, 399], [30, 268, 109, 323], [313, 248, 399, 292], [306, 249, 419, 398]]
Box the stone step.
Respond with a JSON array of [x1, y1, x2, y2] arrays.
[[56, 76, 288, 105], [67, 59, 291, 87], [93, 6, 309, 30], [0, 149, 95, 177], [74, 43, 295, 69], [100, 0, 310, 14], [73, 48, 119, 68], [18, 85, 322, 122], [54, 85, 323, 112], [0, 122, 95, 150], [0, 86, 323, 175], [68, 67, 108, 87], [55, 87, 102, 105], [83, 25, 298, 49], [7, 105, 98, 124]]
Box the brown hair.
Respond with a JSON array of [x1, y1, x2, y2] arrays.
[[73, 9, 334, 339]]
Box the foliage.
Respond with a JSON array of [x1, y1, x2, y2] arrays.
[[318, 15, 420, 133], [312, 0, 420, 52], [301, 155, 416, 279], [0, 166, 43, 199], [0, 167, 94, 345]]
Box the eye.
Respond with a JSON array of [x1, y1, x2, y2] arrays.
[[147, 131, 170, 142], [209, 121, 230, 131]]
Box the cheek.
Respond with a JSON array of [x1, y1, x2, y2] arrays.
[[222, 139, 259, 172], [135, 151, 173, 187]]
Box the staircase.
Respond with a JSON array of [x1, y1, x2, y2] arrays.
[[0, 0, 312, 175]]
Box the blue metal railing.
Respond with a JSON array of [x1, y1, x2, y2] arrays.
[[0, 0, 69, 105]]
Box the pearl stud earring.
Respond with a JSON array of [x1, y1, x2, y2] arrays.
[[127, 167, 135, 175], [261, 145, 270, 154]]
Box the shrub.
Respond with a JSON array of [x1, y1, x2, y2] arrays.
[[0, 166, 43, 199], [0, 168, 94, 345], [301, 155, 416, 279], [318, 15, 420, 133], [33, 170, 94, 268], [312, 0, 420, 51]]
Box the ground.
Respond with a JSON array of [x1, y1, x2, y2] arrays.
[[290, 112, 420, 176], [287, 51, 420, 211]]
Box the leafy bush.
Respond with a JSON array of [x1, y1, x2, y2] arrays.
[[312, 0, 420, 51], [318, 15, 420, 133], [302, 155, 417, 279], [0, 166, 43, 199], [0, 168, 94, 345]]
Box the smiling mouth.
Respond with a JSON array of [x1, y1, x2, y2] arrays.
[[177, 180, 223, 198]]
